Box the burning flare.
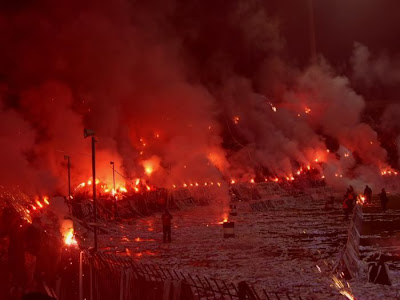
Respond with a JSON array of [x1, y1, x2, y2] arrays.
[[331, 275, 355, 300], [62, 219, 78, 247], [64, 228, 77, 246]]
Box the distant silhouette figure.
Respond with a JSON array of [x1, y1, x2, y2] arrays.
[[343, 188, 356, 220], [379, 188, 389, 212], [364, 185, 372, 204], [161, 209, 173, 243]]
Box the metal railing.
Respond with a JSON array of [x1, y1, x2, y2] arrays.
[[68, 250, 309, 300]]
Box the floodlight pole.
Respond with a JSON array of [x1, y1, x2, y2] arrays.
[[84, 128, 98, 252], [91, 136, 97, 251], [64, 155, 72, 202], [110, 161, 117, 218]]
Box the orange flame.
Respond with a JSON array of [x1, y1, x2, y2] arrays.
[[62, 220, 78, 247], [64, 228, 77, 246]]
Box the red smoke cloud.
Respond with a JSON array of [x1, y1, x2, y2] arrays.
[[0, 0, 399, 195]]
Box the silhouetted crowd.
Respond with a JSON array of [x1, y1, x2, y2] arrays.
[[342, 185, 389, 220], [0, 202, 62, 300]]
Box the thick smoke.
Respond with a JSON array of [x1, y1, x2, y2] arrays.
[[0, 0, 398, 196]]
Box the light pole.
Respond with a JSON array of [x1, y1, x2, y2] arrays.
[[64, 155, 72, 205], [84, 128, 98, 251], [110, 161, 117, 219]]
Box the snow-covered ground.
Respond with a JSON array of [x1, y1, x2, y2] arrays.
[[79, 188, 400, 299]]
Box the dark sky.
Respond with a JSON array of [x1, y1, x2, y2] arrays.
[[268, 0, 400, 65]]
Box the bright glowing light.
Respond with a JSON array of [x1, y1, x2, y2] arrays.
[[36, 201, 43, 208], [331, 275, 355, 300], [64, 228, 77, 246], [145, 166, 153, 175], [43, 197, 49, 205], [219, 215, 229, 224], [305, 106, 311, 114], [269, 102, 277, 112], [357, 194, 366, 205], [250, 179, 255, 184], [141, 156, 160, 176], [119, 186, 127, 193], [231, 179, 235, 184], [233, 116, 240, 124]]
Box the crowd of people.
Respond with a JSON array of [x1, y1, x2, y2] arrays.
[[0, 202, 63, 300], [342, 185, 390, 220]]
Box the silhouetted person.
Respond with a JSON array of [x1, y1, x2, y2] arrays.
[[379, 188, 389, 212], [161, 209, 173, 243], [343, 188, 356, 220], [364, 185, 372, 204]]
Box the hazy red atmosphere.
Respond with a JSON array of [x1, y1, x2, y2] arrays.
[[1, 1, 400, 299]]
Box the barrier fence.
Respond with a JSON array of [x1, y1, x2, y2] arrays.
[[63, 250, 309, 300]]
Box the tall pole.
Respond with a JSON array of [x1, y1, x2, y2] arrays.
[[64, 155, 72, 212], [110, 161, 116, 219], [308, 0, 317, 63], [84, 128, 97, 251], [92, 136, 98, 252], [67, 156, 71, 201]]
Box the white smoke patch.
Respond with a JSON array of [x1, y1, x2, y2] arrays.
[[351, 42, 400, 86]]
